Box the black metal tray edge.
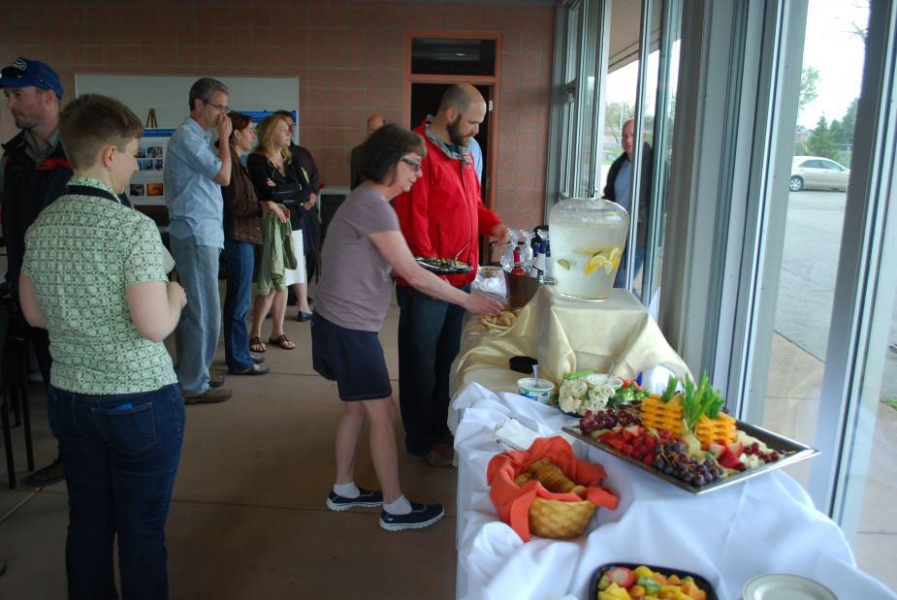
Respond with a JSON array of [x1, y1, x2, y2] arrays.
[[562, 421, 819, 496], [415, 256, 473, 274], [588, 562, 718, 600]]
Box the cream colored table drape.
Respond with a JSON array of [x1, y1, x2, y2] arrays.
[[450, 286, 691, 398]]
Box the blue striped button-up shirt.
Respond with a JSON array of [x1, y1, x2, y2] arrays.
[[164, 117, 224, 248]]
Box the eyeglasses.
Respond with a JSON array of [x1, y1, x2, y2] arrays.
[[205, 101, 230, 114], [399, 157, 422, 171]]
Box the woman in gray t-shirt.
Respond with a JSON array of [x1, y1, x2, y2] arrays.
[[313, 124, 502, 531]]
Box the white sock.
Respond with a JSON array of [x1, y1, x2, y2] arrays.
[[383, 495, 412, 515], [333, 482, 360, 499]]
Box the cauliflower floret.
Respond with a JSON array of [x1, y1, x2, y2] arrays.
[[557, 382, 578, 413], [583, 383, 616, 413]]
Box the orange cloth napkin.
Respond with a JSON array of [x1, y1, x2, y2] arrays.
[[487, 436, 619, 541]]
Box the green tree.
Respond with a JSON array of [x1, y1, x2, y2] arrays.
[[835, 98, 858, 147], [806, 116, 838, 159], [799, 66, 819, 116]]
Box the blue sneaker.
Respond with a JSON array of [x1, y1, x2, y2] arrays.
[[326, 487, 384, 512], [379, 501, 445, 531]]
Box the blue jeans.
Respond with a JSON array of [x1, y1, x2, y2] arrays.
[[614, 245, 646, 289], [48, 384, 185, 600], [396, 284, 468, 455], [170, 237, 221, 396], [223, 239, 255, 373]]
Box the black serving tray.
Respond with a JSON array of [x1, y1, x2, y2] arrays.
[[563, 419, 818, 495], [589, 562, 718, 600], [415, 256, 473, 275]]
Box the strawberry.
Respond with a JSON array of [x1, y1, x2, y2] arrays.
[[708, 443, 725, 458], [717, 447, 742, 469], [606, 567, 635, 588]]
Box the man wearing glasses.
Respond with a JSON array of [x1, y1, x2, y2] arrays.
[[392, 84, 510, 468], [164, 77, 233, 403], [0, 57, 69, 486]]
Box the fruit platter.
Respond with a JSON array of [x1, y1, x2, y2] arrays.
[[415, 256, 473, 274], [562, 373, 818, 495], [590, 563, 717, 600]]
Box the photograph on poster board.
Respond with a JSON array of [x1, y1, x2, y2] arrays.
[[130, 184, 146, 197], [147, 183, 163, 196]]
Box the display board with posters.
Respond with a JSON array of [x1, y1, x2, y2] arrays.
[[74, 73, 300, 209], [128, 128, 173, 206]]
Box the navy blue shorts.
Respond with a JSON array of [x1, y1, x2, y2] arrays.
[[311, 312, 393, 401]]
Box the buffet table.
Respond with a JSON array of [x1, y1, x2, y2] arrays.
[[450, 383, 894, 600], [448, 284, 893, 600]]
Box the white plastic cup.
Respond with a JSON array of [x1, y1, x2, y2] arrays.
[[517, 377, 555, 404]]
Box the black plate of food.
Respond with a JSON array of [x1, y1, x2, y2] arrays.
[[415, 257, 473, 274], [589, 563, 718, 600]]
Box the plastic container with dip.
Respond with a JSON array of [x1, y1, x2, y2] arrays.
[[517, 377, 555, 404], [741, 574, 837, 600]]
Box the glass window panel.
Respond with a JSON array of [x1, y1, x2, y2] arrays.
[[601, 0, 665, 298], [851, 327, 897, 590], [756, 0, 894, 587], [762, 0, 867, 481]]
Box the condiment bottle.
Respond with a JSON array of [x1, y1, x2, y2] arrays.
[[510, 247, 526, 276]]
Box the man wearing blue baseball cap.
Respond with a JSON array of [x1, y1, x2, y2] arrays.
[[1, 57, 69, 486]]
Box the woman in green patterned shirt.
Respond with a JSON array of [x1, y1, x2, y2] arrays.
[[19, 93, 187, 600]]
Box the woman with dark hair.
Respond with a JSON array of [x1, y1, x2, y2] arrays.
[[313, 124, 503, 531], [220, 112, 275, 374]]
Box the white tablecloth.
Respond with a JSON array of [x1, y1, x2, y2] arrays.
[[450, 383, 895, 600]]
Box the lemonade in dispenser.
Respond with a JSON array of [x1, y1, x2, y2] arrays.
[[548, 197, 629, 300]]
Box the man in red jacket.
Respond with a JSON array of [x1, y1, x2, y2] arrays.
[[393, 83, 509, 467]]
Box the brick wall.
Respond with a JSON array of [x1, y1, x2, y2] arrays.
[[0, 0, 554, 230]]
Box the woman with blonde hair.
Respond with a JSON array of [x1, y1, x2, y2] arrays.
[[246, 114, 307, 350]]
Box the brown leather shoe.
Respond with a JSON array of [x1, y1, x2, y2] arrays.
[[25, 456, 65, 486], [209, 374, 225, 388], [184, 387, 232, 404]]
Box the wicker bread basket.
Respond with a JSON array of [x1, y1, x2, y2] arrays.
[[529, 496, 596, 540]]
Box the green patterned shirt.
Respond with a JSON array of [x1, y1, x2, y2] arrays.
[[22, 177, 178, 394]]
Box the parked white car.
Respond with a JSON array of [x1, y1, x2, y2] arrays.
[[790, 156, 850, 192]]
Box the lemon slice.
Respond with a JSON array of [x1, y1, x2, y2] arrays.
[[556, 258, 572, 270], [584, 254, 609, 275], [608, 246, 622, 270]]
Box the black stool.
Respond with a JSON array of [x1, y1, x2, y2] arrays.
[[1, 295, 34, 489]]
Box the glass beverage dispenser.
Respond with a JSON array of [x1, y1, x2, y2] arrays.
[[548, 197, 629, 300]]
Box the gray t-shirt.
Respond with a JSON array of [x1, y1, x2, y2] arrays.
[[316, 186, 400, 332]]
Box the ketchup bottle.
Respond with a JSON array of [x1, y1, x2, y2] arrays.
[[510, 247, 526, 276]]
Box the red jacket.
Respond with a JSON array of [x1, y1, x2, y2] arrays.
[[393, 123, 501, 287]]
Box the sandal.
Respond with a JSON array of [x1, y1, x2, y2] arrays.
[[268, 334, 295, 350], [249, 336, 266, 353]]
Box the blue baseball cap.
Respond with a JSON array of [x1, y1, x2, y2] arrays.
[[0, 57, 63, 98]]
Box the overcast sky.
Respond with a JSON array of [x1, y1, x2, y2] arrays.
[[605, 1, 869, 131], [800, 0, 869, 129]]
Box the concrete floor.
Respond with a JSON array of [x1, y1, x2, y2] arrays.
[[2, 303, 895, 597], [0, 303, 459, 599]]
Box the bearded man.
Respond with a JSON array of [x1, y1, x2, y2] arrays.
[[392, 83, 510, 468]]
